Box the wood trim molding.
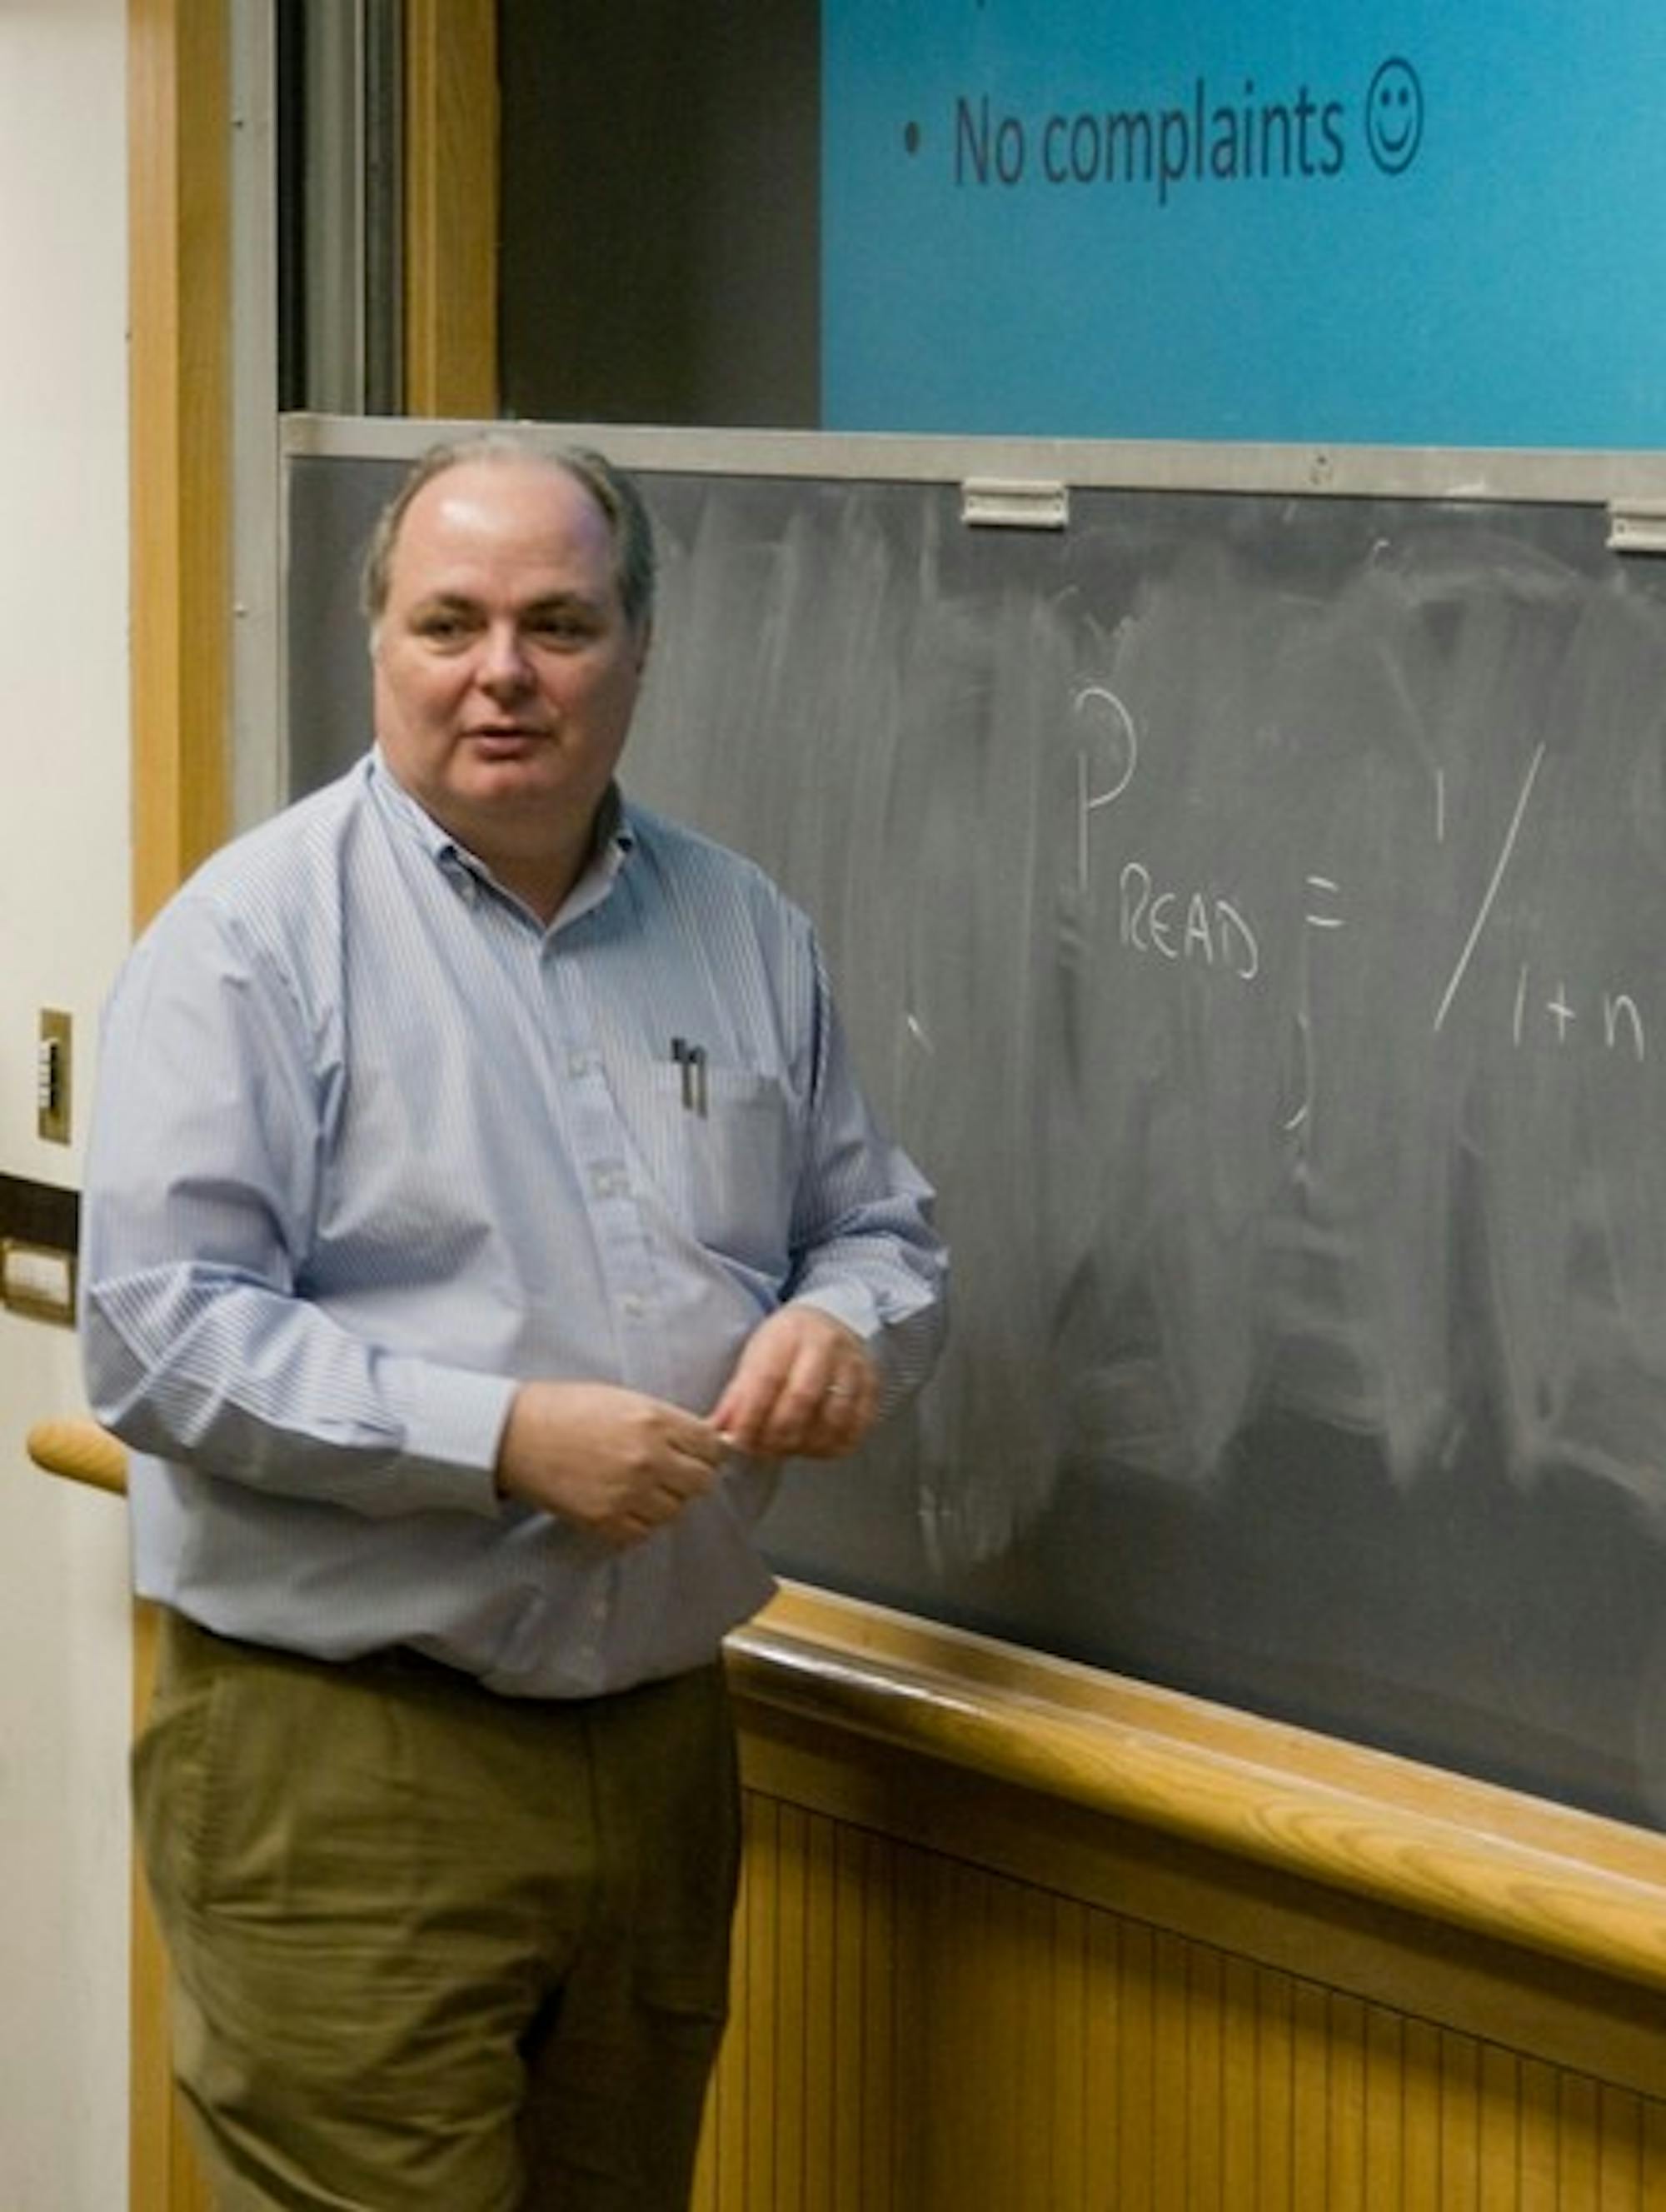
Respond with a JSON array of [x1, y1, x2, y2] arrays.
[[403, 0, 499, 417], [127, 6, 232, 2202], [127, 0, 232, 933]]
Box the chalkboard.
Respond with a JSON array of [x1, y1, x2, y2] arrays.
[[282, 427, 1666, 1828]]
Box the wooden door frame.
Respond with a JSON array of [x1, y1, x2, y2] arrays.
[[403, 0, 499, 418], [125, 2, 496, 2202]]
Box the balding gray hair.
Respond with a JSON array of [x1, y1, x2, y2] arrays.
[[360, 432, 656, 637]]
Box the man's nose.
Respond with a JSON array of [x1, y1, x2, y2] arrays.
[[478, 622, 531, 692]]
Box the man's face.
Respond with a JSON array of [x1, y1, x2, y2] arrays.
[[372, 457, 647, 879]]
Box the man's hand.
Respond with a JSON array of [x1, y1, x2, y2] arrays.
[[496, 1381, 726, 1545], [710, 1306, 879, 1461]]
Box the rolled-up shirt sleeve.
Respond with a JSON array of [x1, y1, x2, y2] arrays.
[[79, 894, 514, 1520]]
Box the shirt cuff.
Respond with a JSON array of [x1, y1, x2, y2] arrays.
[[787, 1283, 883, 1349], [388, 1358, 520, 1518]]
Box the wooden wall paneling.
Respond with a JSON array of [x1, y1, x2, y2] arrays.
[[1644, 2100, 1666, 2212], [1474, 2045, 1518, 2212], [692, 1806, 749, 2210], [1364, 2004, 1408, 2212], [746, 1795, 782, 2205], [1045, 1893, 1090, 2208], [723, 1793, 762, 2209], [973, 1866, 1016, 2210], [798, 1808, 836, 2212], [729, 1626, 1666, 2110], [1405, 2022, 1439, 2210], [945, 1856, 990, 2205], [1082, 1905, 1122, 2199], [777, 1800, 814, 2211], [860, 1825, 900, 2210], [1255, 1967, 1297, 2210], [1560, 2073, 1602, 2204], [1187, 1940, 1229, 2209], [1219, 1954, 1261, 2206], [888, 1836, 930, 2210], [1150, 1925, 1189, 2207], [1602, 2085, 1647, 2207], [982, 1863, 1028, 2204], [1439, 2028, 1481, 2207], [705, 1731, 1666, 2212], [1519, 2058, 1562, 2212], [910, 1854, 955, 2207], [1115, 1919, 1154, 2206], [829, 1821, 870, 2210], [1027, 1887, 1076, 2210], [1336, 1995, 1373, 2210], [1287, 1980, 1325, 2208]]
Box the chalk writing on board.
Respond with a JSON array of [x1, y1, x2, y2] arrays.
[[1117, 862, 1260, 978], [1073, 682, 1136, 892], [616, 482, 1666, 1570], [1100, 707, 1652, 1071], [1303, 877, 1344, 931], [1432, 742, 1545, 1032], [1511, 971, 1646, 1058]]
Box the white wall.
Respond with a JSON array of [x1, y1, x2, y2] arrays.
[[0, 2, 135, 2207]]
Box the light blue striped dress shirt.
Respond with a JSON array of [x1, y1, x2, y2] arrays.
[[80, 753, 945, 1696]]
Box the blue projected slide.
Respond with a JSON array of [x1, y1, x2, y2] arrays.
[[822, 1, 1666, 447]]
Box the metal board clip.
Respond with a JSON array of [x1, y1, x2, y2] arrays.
[[960, 478, 1070, 531], [1607, 501, 1666, 555]]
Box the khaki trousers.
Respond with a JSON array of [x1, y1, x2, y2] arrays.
[[135, 1613, 741, 2212]]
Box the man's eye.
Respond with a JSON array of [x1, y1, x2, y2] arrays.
[[416, 613, 472, 643]]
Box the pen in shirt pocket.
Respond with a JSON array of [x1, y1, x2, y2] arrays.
[[671, 1036, 708, 1116]]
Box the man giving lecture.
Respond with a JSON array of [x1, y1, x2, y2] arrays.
[[81, 435, 946, 2212]]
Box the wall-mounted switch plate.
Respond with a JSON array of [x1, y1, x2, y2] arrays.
[[1, 1237, 77, 1325], [37, 1009, 72, 1145]]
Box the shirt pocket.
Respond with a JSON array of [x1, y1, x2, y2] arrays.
[[638, 1061, 796, 1276]]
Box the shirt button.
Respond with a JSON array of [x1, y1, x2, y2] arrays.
[[620, 1294, 646, 1321], [567, 1049, 591, 1079]]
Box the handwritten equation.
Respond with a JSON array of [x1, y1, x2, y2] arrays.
[[1075, 686, 1649, 1063]]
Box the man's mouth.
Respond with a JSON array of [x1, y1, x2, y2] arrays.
[[466, 724, 544, 748]]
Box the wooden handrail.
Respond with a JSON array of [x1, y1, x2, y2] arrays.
[[731, 1585, 1666, 1998], [27, 1417, 128, 1497], [29, 1416, 1666, 1995]]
